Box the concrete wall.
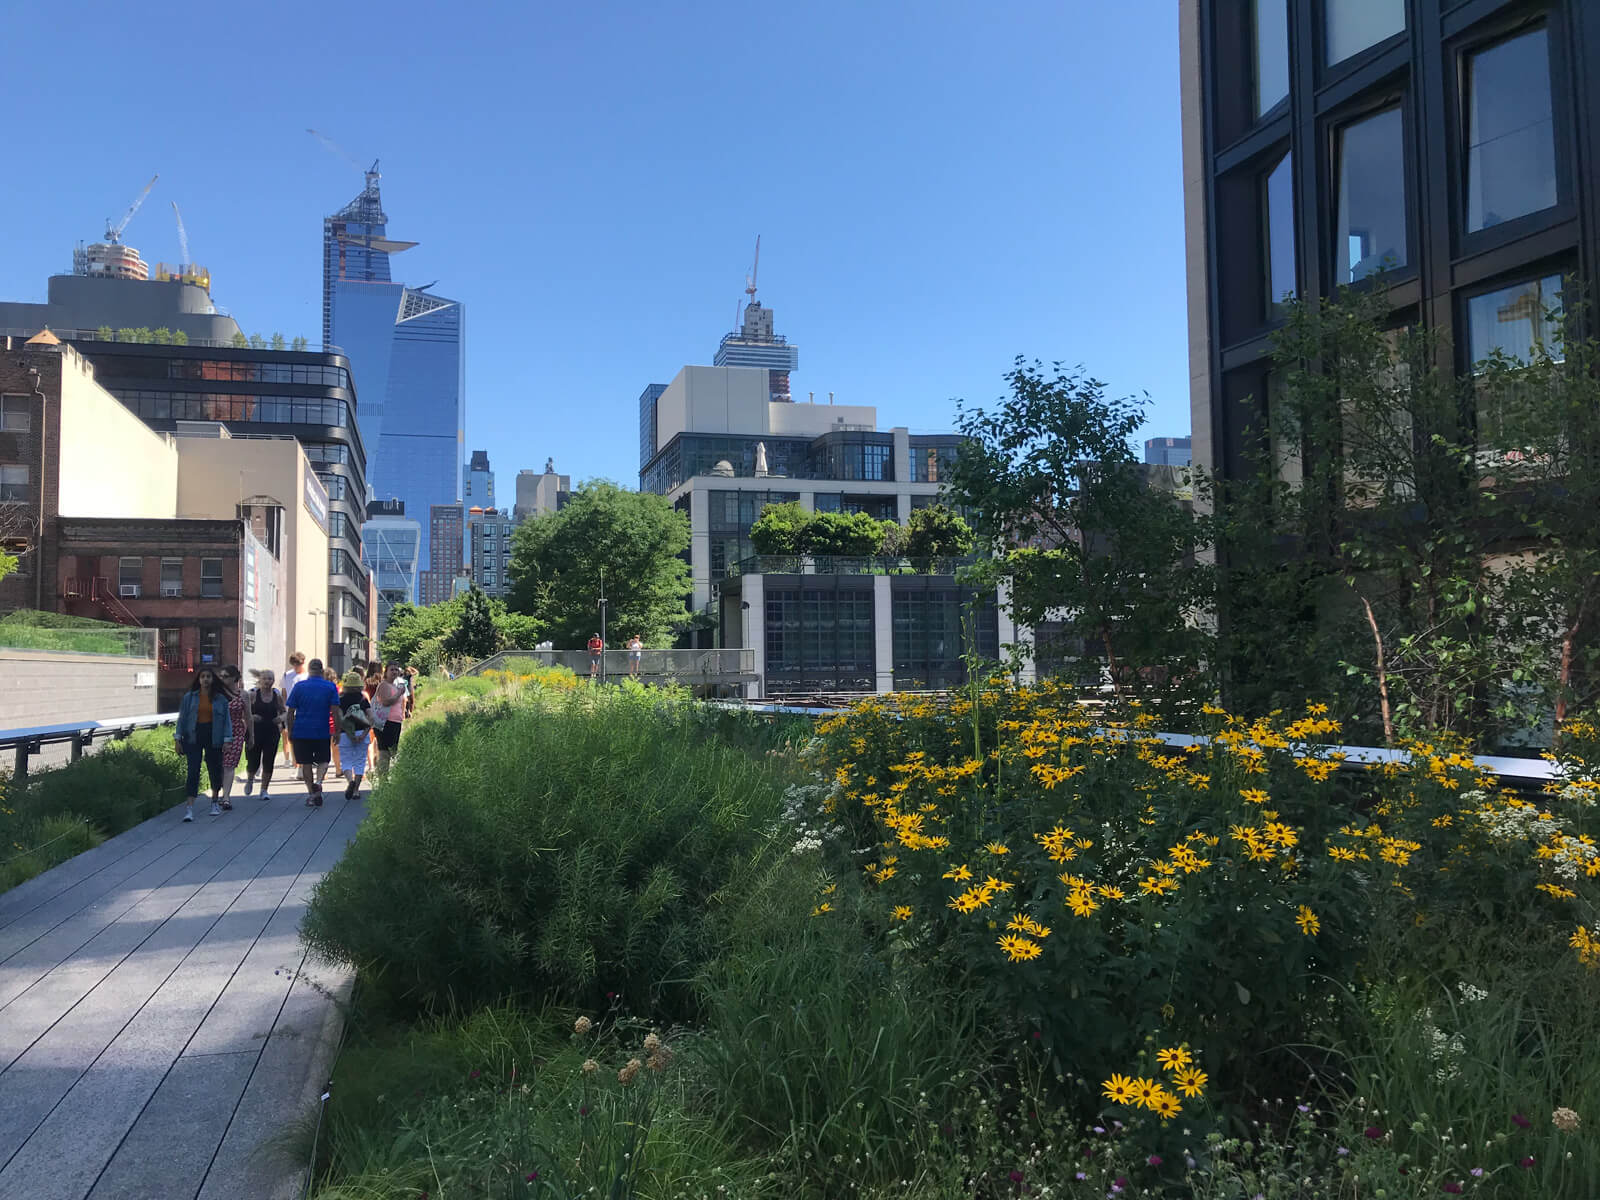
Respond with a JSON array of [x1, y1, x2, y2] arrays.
[[173, 436, 329, 664], [767, 398, 879, 438], [56, 351, 177, 519], [0, 648, 159, 770], [1180, 0, 1212, 479], [0, 275, 243, 345]]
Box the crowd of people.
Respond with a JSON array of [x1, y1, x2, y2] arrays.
[[173, 651, 415, 823]]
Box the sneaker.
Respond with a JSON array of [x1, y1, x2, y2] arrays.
[[244, 778, 253, 797], [182, 806, 194, 822], [219, 799, 233, 811], [208, 802, 222, 817], [312, 790, 324, 808], [259, 786, 270, 799]]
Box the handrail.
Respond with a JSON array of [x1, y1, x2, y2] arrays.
[[708, 701, 1561, 792], [0, 711, 179, 786]]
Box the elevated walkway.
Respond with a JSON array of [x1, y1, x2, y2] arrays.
[[0, 787, 364, 1198]]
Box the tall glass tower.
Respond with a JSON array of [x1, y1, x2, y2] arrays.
[[324, 167, 464, 603]]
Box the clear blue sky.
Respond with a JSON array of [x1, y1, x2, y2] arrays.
[[1, 1, 1189, 491]]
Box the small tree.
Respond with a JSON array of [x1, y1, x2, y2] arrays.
[[749, 501, 811, 555], [807, 510, 884, 556], [151, 327, 172, 345], [231, 332, 250, 349], [172, 330, 189, 346], [270, 332, 286, 351], [904, 504, 976, 560], [946, 359, 1212, 705], [117, 328, 137, 344], [291, 336, 308, 352], [248, 333, 266, 350], [447, 585, 501, 661], [94, 325, 113, 342]]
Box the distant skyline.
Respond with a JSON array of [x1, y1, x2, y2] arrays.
[[0, 1, 1190, 490]]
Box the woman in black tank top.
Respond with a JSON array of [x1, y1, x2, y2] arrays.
[[244, 669, 285, 798]]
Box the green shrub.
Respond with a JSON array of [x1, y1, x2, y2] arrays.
[[302, 687, 793, 1018], [13, 742, 184, 835]]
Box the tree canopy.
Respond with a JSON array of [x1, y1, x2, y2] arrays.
[[507, 481, 690, 648]]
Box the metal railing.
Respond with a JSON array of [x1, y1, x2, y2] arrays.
[[465, 648, 756, 683], [2, 326, 344, 355], [0, 712, 179, 786], [725, 554, 977, 577]]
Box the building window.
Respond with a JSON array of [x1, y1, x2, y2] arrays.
[[1465, 27, 1557, 233], [1466, 274, 1564, 367], [1254, 0, 1289, 117], [0, 465, 28, 501], [119, 557, 143, 596], [1336, 106, 1407, 283], [200, 557, 224, 599], [161, 558, 183, 597], [198, 625, 221, 665], [1324, 0, 1404, 66], [159, 627, 182, 669], [1264, 152, 1296, 313], [0, 395, 29, 432]]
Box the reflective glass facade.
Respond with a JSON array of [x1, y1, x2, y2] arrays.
[[763, 579, 876, 692], [641, 431, 897, 494], [362, 513, 421, 634]]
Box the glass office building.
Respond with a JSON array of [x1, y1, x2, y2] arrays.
[[362, 498, 421, 635], [324, 174, 464, 603]]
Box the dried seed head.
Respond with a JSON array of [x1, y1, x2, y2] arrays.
[[1553, 1107, 1581, 1133], [618, 1058, 643, 1085], [574, 1016, 593, 1035], [581, 1058, 599, 1075], [643, 1033, 662, 1053], [647, 1046, 674, 1073]]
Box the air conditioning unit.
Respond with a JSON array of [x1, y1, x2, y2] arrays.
[[161, 585, 182, 597], [120, 584, 142, 598]]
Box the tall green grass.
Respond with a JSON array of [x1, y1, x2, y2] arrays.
[[302, 685, 796, 1019]]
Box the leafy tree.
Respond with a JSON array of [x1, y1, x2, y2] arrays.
[[172, 330, 189, 346], [806, 510, 885, 556], [749, 501, 810, 554], [116, 328, 137, 343], [0, 548, 16, 583], [248, 333, 266, 350], [878, 519, 907, 556], [270, 332, 286, 351], [231, 331, 249, 349], [151, 327, 172, 345], [508, 481, 690, 648], [904, 504, 976, 559], [447, 585, 501, 661], [94, 325, 113, 342], [380, 593, 542, 668], [290, 336, 308, 352], [946, 359, 1212, 704]]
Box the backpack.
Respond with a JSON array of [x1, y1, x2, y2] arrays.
[[340, 701, 373, 736]]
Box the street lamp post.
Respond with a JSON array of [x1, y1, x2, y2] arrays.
[[598, 568, 608, 686], [308, 607, 327, 667]]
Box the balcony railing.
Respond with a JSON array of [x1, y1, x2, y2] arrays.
[[724, 554, 978, 578]]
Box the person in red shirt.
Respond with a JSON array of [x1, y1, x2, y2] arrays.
[[587, 633, 604, 680]]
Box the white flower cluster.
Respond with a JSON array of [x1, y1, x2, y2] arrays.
[[1558, 782, 1599, 808], [1549, 833, 1598, 881], [781, 778, 844, 855], [1457, 981, 1489, 1004], [1475, 802, 1561, 843]]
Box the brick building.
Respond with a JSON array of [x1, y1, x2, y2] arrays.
[[56, 517, 281, 709], [420, 503, 464, 604]]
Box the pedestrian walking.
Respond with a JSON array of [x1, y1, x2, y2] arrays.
[[372, 662, 407, 779], [281, 652, 306, 768], [322, 666, 343, 773], [404, 666, 418, 718], [285, 657, 339, 807], [363, 661, 383, 772], [588, 632, 604, 680], [243, 669, 285, 798], [336, 669, 374, 799], [628, 634, 643, 678], [174, 668, 233, 822], [215, 665, 248, 810]]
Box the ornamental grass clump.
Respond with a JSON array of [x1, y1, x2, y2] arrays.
[[301, 684, 792, 1019]]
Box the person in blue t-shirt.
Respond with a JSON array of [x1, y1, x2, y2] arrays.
[[285, 657, 339, 807]]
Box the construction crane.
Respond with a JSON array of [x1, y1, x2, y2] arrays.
[[105, 175, 158, 244], [745, 234, 761, 301], [307, 128, 364, 174], [171, 201, 190, 270]]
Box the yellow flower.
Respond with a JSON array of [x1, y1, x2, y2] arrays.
[[996, 933, 1042, 962], [983, 842, 1010, 855], [1132, 1077, 1162, 1108], [1155, 1046, 1192, 1072], [1149, 1089, 1183, 1120], [1175, 1067, 1208, 1097], [1102, 1073, 1138, 1105], [891, 905, 913, 921], [1538, 882, 1577, 900], [810, 902, 832, 916], [1240, 788, 1270, 805], [1295, 905, 1321, 936], [1066, 890, 1101, 918], [1328, 846, 1357, 862], [1097, 885, 1126, 901]]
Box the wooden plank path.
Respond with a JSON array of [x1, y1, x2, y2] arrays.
[[0, 783, 365, 1199]]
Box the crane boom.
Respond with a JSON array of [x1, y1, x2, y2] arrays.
[[308, 128, 365, 174], [171, 201, 189, 268], [107, 175, 158, 243], [745, 234, 761, 300]]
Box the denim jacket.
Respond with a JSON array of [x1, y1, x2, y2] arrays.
[[176, 689, 233, 748]]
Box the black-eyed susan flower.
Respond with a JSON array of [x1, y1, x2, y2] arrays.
[[1175, 1067, 1208, 1097], [1155, 1046, 1192, 1072], [1295, 905, 1321, 936], [1102, 1074, 1137, 1104]]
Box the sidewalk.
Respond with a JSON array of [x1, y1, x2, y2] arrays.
[[0, 781, 366, 1199]]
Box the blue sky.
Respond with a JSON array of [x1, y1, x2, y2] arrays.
[[1, 1, 1188, 492]]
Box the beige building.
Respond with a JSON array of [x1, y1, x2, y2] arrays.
[[54, 341, 178, 519], [172, 427, 331, 670]]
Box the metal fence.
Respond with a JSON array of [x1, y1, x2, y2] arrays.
[[725, 554, 976, 577], [465, 648, 755, 683]]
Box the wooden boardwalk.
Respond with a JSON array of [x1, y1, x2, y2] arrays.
[[0, 784, 365, 1199]]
